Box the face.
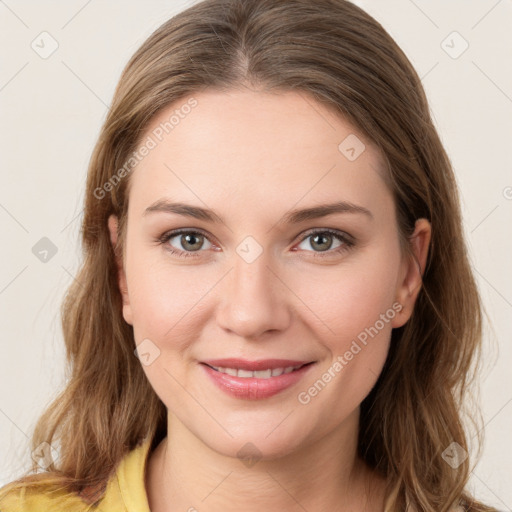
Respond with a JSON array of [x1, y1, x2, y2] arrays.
[[109, 89, 430, 460]]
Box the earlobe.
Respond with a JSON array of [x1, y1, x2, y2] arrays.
[[107, 214, 133, 325], [391, 218, 432, 328]]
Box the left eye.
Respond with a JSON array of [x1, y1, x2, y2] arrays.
[[296, 230, 346, 253]]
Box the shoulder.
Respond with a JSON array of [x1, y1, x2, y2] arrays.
[[0, 438, 153, 512], [0, 481, 92, 512]]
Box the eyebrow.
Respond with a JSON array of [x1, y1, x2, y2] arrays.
[[144, 199, 373, 224]]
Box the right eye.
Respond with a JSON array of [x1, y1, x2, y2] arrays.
[[159, 229, 215, 258]]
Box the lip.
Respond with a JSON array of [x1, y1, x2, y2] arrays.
[[200, 359, 316, 400], [201, 358, 312, 371]]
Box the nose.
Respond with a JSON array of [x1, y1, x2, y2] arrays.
[[216, 251, 292, 340]]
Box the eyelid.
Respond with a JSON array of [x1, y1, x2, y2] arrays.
[[296, 227, 355, 245], [159, 227, 219, 250]]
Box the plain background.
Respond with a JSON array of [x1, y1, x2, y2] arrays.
[[0, 0, 511, 509]]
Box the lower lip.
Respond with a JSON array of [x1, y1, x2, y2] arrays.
[[200, 363, 315, 400]]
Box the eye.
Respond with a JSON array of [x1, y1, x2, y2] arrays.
[[294, 229, 354, 257], [159, 229, 214, 258]]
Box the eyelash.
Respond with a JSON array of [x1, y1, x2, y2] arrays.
[[157, 228, 355, 259]]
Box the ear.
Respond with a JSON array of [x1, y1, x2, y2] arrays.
[[391, 218, 431, 328], [108, 214, 133, 325]]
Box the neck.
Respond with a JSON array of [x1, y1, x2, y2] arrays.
[[146, 408, 386, 512]]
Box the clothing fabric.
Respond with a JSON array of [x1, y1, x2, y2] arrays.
[[0, 438, 153, 512]]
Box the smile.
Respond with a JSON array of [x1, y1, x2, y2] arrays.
[[206, 364, 305, 379], [200, 360, 316, 400]]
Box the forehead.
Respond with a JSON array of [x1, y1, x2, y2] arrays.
[[127, 89, 391, 218]]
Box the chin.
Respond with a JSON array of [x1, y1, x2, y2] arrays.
[[192, 418, 309, 463]]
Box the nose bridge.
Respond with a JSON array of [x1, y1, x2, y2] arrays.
[[216, 246, 290, 338]]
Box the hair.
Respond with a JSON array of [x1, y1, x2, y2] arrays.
[[0, 0, 499, 511]]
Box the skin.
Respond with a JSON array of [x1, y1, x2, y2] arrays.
[[108, 88, 431, 512]]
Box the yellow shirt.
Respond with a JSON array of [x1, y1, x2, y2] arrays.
[[0, 438, 153, 512]]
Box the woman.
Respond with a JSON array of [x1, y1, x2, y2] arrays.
[[0, 0, 500, 510]]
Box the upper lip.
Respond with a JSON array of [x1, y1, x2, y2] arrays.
[[201, 358, 314, 371]]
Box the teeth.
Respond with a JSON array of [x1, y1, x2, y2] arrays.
[[211, 365, 302, 378], [254, 369, 272, 378]]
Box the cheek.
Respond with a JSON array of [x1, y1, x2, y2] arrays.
[[294, 250, 400, 345], [292, 261, 398, 420], [127, 261, 207, 340], [124, 251, 211, 408], [289, 245, 400, 401]]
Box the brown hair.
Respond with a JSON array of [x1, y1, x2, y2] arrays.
[[0, 1, 498, 510]]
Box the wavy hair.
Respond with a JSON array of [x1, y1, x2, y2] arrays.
[[0, 0, 498, 510]]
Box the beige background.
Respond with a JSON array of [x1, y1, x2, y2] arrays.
[[0, 0, 511, 509]]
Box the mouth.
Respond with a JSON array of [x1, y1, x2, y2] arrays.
[[199, 358, 317, 400]]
